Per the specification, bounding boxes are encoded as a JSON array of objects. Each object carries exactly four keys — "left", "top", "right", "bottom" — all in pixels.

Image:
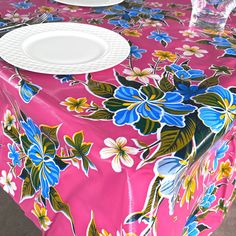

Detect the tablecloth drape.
[{"left": 0, "top": 1, "right": 236, "bottom": 236}]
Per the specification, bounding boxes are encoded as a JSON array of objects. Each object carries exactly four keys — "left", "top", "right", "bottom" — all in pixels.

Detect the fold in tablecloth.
[{"left": 0, "top": 0, "right": 236, "bottom": 235}]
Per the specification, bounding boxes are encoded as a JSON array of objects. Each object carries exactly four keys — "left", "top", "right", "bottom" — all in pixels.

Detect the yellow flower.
[
  {"left": 123, "top": 29, "right": 142, "bottom": 37},
  {"left": 217, "top": 160, "right": 232, "bottom": 180},
  {"left": 181, "top": 175, "right": 196, "bottom": 206},
  {"left": 152, "top": 50, "right": 177, "bottom": 62},
  {"left": 174, "top": 12, "right": 185, "bottom": 17},
  {"left": 61, "top": 97, "right": 90, "bottom": 113},
  {"left": 38, "top": 6, "right": 55, "bottom": 13},
  {"left": 99, "top": 229, "right": 112, "bottom": 236},
  {"left": 3, "top": 110, "right": 16, "bottom": 130},
  {"left": 32, "top": 202, "right": 51, "bottom": 231}
]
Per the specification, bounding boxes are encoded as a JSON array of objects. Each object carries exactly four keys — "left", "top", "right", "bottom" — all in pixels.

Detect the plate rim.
[
  {"left": 53, "top": 0, "right": 124, "bottom": 7},
  {"left": 0, "top": 22, "right": 130, "bottom": 75}
]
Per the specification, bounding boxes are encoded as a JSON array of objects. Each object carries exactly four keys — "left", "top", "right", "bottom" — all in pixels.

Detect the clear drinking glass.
[{"left": 190, "top": 0, "right": 236, "bottom": 31}]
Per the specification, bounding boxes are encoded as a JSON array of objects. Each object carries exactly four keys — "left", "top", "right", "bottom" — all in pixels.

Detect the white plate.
[
  {"left": 0, "top": 22, "right": 130, "bottom": 74},
  {"left": 54, "top": 0, "right": 124, "bottom": 7}
]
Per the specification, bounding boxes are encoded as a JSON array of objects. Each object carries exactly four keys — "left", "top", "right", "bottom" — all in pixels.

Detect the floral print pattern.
[{"left": 0, "top": 0, "right": 236, "bottom": 236}]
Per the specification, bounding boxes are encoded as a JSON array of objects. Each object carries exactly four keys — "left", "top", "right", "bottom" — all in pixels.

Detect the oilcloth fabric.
[{"left": 0, "top": 0, "right": 236, "bottom": 236}]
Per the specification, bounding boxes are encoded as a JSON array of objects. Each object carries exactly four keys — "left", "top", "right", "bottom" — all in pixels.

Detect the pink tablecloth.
[{"left": 0, "top": 0, "right": 236, "bottom": 235}]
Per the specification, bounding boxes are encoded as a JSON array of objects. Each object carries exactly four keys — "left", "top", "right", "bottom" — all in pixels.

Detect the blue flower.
[
  {"left": 169, "top": 64, "right": 183, "bottom": 72},
  {"left": 186, "top": 221, "right": 200, "bottom": 236},
  {"left": 213, "top": 141, "right": 229, "bottom": 171},
  {"left": 28, "top": 141, "right": 60, "bottom": 198},
  {"left": 21, "top": 118, "right": 41, "bottom": 144},
  {"left": 200, "top": 184, "right": 216, "bottom": 208},
  {"left": 54, "top": 74, "right": 75, "bottom": 83},
  {"left": 147, "top": 32, "right": 172, "bottom": 43},
  {"left": 196, "top": 86, "right": 236, "bottom": 133},
  {"left": 104, "top": 85, "right": 196, "bottom": 128},
  {"left": 0, "top": 22, "right": 7, "bottom": 27},
  {"left": 8, "top": 144, "right": 21, "bottom": 167},
  {"left": 130, "top": 45, "right": 147, "bottom": 59},
  {"left": 151, "top": 13, "right": 164, "bottom": 20},
  {"left": 155, "top": 156, "right": 187, "bottom": 177},
  {"left": 19, "top": 80, "right": 41, "bottom": 103},
  {"left": 12, "top": 2, "right": 33, "bottom": 9},
  {"left": 21, "top": 118, "right": 60, "bottom": 198},
  {"left": 211, "top": 37, "right": 231, "bottom": 47},
  {"left": 169, "top": 64, "right": 205, "bottom": 80},
  {"left": 186, "top": 215, "right": 197, "bottom": 226},
  {"left": 46, "top": 14, "right": 64, "bottom": 22},
  {"left": 175, "top": 84, "right": 206, "bottom": 100},
  {"left": 155, "top": 156, "right": 188, "bottom": 214},
  {"left": 208, "top": 0, "right": 224, "bottom": 5},
  {"left": 225, "top": 48, "right": 236, "bottom": 56},
  {"left": 109, "top": 19, "right": 130, "bottom": 28}
]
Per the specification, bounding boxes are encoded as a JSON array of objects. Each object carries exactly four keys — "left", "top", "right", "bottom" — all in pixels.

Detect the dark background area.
[{"left": 0, "top": 187, "right": 235, "bottom": 236}]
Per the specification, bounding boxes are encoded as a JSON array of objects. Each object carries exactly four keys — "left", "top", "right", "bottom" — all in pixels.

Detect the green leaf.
[
  {"left": 104, "top": 98, "right": 127, "bottom": 112},
  {"left": 125, "top": 212, "right": 144, "bottom": 223},
  {"left": 3, "top": 126, "right": 20, "bottom": 144},
  {"left": 31, "top": 164, "right": 41, "bottom": 191},
  {"left": 229, "top": 87, "right": 236, "bottom": 94},
  {"left": 196, "top": 39, "right": 212, "bottom": 45},
  {"left": 146, "top": 117, "right": 196, "bottom": 163},
  {"left": 141, "top": 84, "right": 164, "bottom": 100},
  {"left": 40, "top": 125, "right": 60, "bottom": 148},
  {"left": 20, "top": 134, "right": 32, "bottom": 154},
  {"left": 174, "top": 76, "right": 190, "bottom": 88},
  {"left": 192, "top": 118, "right": 215, "bottom": 163},
  {"left": 164, "top": 15, "right": 183, "bottom": 24},
  {"left": 86, "top": 74, "right": 117, "bottom": 98},
  {"left": 81, "top": 109, "right": 113, "bottom": 120},
  {"left": 142, "top": 176, "right": 162, "bottom": 215},
  {"left": 160, "top": 39, "right": 167, "bottom": 47},
  {"left": 19, "top": 168, "right": 28, "bottom": 180},
  {"left": 193, "top": 92, "right": 225, "bottom": 108},
  {"left": 198, "top": 75, "right": 220, "bottom": 89},
  {"left": 49, "top": 187, "right": 76, "bottom": 235},
  {"left": 21, "top": 175, "right": 35, "bottom": 201},
  {"left": 196, "top": 210, "right": 215, "bottom": 221},
  {"left": 222, "top": 53, "right": 236, "bottom": 58},
  {"left": 81, "top": 143, "right": 92, "bottom": 155},
  {"left": 126, "top": 176, "right": 162, "bottom": 224},
  {"left": 64, "top": 135, "right": 75, "bottom": 148},
  {"left": 42, "top": 134, "right": 56, "bottom": 157},
  {"left": 115, "top": 71, "right": 142, "bottom": 89},
  {"left": 141, "top": 148, "right": 150, "bottom": 160},
  {"left": 134, "top": 117, "right": 160, "bottom": 135},
  {"left": 159, "top": 76, "right": 175, "bottom": 92},
  {"left": 25, "top": 157, "right": 33, "bottom": 173},
  {"left": 54, "top": 155, "right": 69, "bottom": 170},
  {"left": 175, "top": 140, "right": 193, "bottom": 160},
  {"left": 86, "top": 211, "right": 99, "bottom": 236},
  {"left": 197, "top": 223, "right": 210, "bottom": 232},
  {"left": 74, "top": 131, "right": 83, "bottom": 148}
]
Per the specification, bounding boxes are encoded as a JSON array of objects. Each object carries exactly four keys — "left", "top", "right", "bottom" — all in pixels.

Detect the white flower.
[
  {"left": 100, "top": 137, "right": 138, "bottom": 172},
  {"left": 3, "top": 109, "right": 16, "bottom": 130},
  {"left": 4, "top": 12, "right": 29, "bottom": 23},
  {"left": 123, "top": 67, "right": 160, "bottom": 83},
  {"left": 0, "top": 170, "right": 17, "bottom": 196},
  {"left": 176, "top": 44, "right": 208, "bottom": 58},
  {"left": 179, "top": 30, "right": 199, "bottom": 38},
  {"left": 62, "top": 6, "right": 81, "bottom": 12},
  {"left": 140, "top": 19, "right": 162, "bottom": 27}
]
